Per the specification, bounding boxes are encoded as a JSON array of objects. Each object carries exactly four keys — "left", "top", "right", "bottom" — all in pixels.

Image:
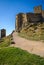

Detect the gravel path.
[{"left": 12, "top": 32, "right": 44, "bottom": 57}]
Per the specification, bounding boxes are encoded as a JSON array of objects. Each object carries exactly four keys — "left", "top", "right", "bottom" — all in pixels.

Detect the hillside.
[
  {"left": 0, "top": 35, "right": 13, "bottom": 47},
  {"left": 0, "top": 47, "right": 44, "bottom": 65},
  {"left": 19, "top": 22, "right": 44, "bottom": 41},
  {"left": 16, "top": 5, "right": 44, "bottom": 41}
]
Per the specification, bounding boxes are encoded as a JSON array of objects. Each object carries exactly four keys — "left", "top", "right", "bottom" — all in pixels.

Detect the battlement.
[
  {"left": 34, "top": 5, "right": 42, "bottom": 14},
  {"left": 15, "top": 5, "right": 44, "bottom": 32},
  {"left": 42, "top": 10, "right": 44, "bottom": 18}
]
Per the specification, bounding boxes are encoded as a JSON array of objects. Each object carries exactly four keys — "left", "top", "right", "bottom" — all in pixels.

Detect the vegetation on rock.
[
  {"left": 0, "top": 35, "right": 12, "bottom": 47},
  {"left": 18, "top": 23, "right": 44, "bottom": 41}
]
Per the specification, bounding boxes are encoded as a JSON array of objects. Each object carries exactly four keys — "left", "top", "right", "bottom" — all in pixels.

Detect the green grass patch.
[
  {"left": 18, "top": 32, "right": 44, "bottom": 41},
  {"left": 0, "top": 35, "right": 12, "bottom": 47},
  {"left": 0, "top": 47, "right": 44, "bottom": 65}
]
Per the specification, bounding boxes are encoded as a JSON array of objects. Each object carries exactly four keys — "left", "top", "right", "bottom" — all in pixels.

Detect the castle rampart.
[
  {"left": 34, "top": 5, "right": 42, "bottom": 14},
  {"left": 0, "top": 29, "right": 6, "bottom": 39},
  {"left": 15, "top": 5, "right": 44, "bottom": 32},
  {"left": 42, "top": 10, "right": 44, "bottom": 18}
]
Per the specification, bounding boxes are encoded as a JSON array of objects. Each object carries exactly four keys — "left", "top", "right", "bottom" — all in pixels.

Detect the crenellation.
[
  {"left": 16, "top": 5, "right": 44, "bottom": 32},
  {"left": 34, "top": 5, "right": 42, "bottom": 14}
]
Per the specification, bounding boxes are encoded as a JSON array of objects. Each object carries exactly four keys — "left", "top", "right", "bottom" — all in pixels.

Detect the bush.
[
  {"left": 0, "top": 35, "right": 12, "bottom": 47},
  {"left": 19, "top": 23, "right": 44, "bottom": 41}
]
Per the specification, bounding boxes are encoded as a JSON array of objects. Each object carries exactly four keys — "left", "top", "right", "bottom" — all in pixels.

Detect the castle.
[
  {"left": 16, "top": 5, "right": 44, "bottom": 32},
  {"left": 0, "top": 29, "right": 6, "bottom": 39}
]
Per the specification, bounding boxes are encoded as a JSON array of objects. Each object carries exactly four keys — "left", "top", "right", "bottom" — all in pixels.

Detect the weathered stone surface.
[
  {"left": 42, "top": 10, "right": 44, "bottom": 17},
  {"left": 1, "top": 29, "right": 6, "bottom": 38},
  {"left": 34, "top": 5, "right": 42, "bottom": 14},
  {"left": 15, "top": 5, "right": 44, "bottom": 32},
  {"left": 16, "top": 13, "right": 27, "bottom": 32},
  {"left": 42, "top": 10, "right": 44, "bottom": 21},
  {"left": 26, "top": 13, "right": 42, "bottom": 23}
]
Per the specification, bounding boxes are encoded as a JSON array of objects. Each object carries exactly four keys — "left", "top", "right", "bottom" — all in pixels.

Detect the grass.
[
  {"left": 18, "top": 32, "right": 44, "bottom": 41},
  {"left": 0, "top": 29, "right": 44, "bottom": 65},
  {"left": 18, "top": 23, "right": 44, "bottom": 41},
  {"left": 0, "top": 47, "right": 44, "bottom": 65},
  {"left": 0, "top": 35, "right": 12, "bottom": 47}
]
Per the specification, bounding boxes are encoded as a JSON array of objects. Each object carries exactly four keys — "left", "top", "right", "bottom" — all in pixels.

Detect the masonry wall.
[
  {"left": 42, "top": 10, "right": 44, "bottom": 18},
  {"left": 16, "top": 13, "right": 27, "bottom": 32},
  {"left": 0, "top": 30, "right": 1, "bottom": 39},
  {"left": 0, "top": 29, "right": 6, "bottom": 39},
  {"left": 16, "top": 13, "right": 24, "bottom": 32},
  {"left": 26, "top": 13, "right": 42, "bottom": 23},
  {"left": 15, "top": 5, "right": 43, "bottom": 32},
  {"left": 16, "top": 13, "right": 42, "bottom": 32},
  {"left": 34, "top": 6, "right": 42, "bottom": 14},
  {"left": 1, "top": 29, "right": 6, "bottom": 38}
]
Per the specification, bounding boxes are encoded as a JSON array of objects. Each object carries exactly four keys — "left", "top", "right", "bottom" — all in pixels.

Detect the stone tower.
[
  {"left": 34, "top": 5, "right": 42, "bottom": 14},
  {"left": 0, "top": 29, "right": 6, "bottom": 39},
  {"left": 15, "top": 5, "right": 43, "bottom": 32},
  {"left": 16, "top": 13, "right": 27, "bottom": 32}
]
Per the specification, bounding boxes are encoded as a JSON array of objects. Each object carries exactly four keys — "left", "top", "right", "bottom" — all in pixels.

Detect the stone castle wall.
[
  {"left": 42, "top": 10, "right": 44, "bottom": 18},
  {"left": 16, "top": 13, "right": 24, "bottom": 32},
  {"left": 26, "top": 13, "right": 42, "bottom": 23},
  {"left": 16, "top": 6, "right": 44, "bottom": 32},
  {"left": 1, "top": 29, "right": 6, "bottom": 38},
  {"left": 34, "top": 6, "right": 42, "bottom": 14},
  {"left": 0, "top": 29, "right": 6, "bottom": 39},
  {"left": 34, "top": 5, "right": 44, "bottom": 19},
  {"left": 16, "top": 13, "right": 27, "bottom": 32}
]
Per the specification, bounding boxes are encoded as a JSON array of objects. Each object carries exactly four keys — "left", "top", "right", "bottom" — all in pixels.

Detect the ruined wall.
[
  {"left": 16, "top": 13, "right": 27, "bottom": 32},
  {"left": 16, "top": 13, "right": 24, "bottom": 32},
  {"left": 22, "top": 14, "right": 27, "bottom": 27},
  {"left": 42, "top": 10, "right": 44, "bottom": 18},
  {"left": 16, "top": 15, "right": 20, "bottom": 32},
  {"left": 26, "top": 13, "right": 42, "bottom": 23},
  {"left": 1, "top": 29, "right": 6, "bottom": 38},
  {"left": 42, "top": 10, "right": 44, "bottom": 21},
  {"left": 0, "top": 30, "right": 1, "bottom": 39},
  {"left": 15, "top": 5, "right": 43, "bottom": 32},
  {"left": 16, "top": 13, "right": 42, "bottom": 32},
  {"left": 0, "top": 29, "right": 6, "bottom": 39},
  {"left": 34, "top": 6, "right": 42, "bottom": 14}
]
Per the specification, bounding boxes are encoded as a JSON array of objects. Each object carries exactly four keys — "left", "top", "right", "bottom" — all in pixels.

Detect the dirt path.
[{"left": 12, "top": 32, "right": 44, "bottom": 57}]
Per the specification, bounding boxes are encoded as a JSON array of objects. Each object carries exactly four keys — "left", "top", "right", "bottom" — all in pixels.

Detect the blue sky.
[{"left": 0, "top": 0, "right": 43, "bottom": 35}]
